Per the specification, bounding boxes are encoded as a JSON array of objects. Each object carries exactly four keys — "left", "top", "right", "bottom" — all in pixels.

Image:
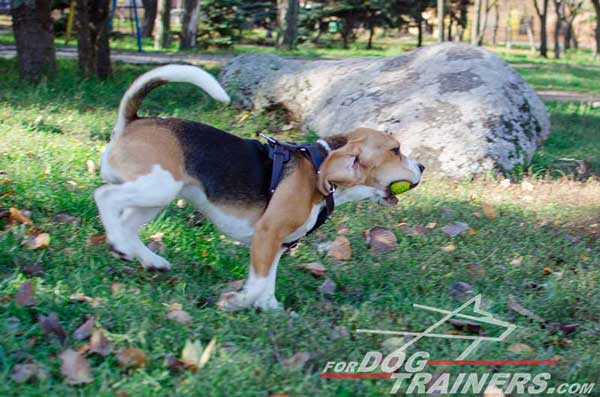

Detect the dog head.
[{"left": 318, "top": 128, "right": 424, "bottom": 206}]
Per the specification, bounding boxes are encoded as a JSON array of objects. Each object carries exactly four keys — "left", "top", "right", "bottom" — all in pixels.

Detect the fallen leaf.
[
  {"left": 198, "top": 337, "right": 216, "bottom": 368},
  {"left": 74, "top": 317, "right": 95, "bottom": 340},
  {"left": 86, "top": 160, "right": 96, "bottom": 174},
  {"left": 8, "top": 207, "right": 33, "bottom": 225},
  {"left": 26, "top": 233, "right": 50, "bottom": 250},
  {"left": 441, "top": 221, "right": 470, "bottom": 237},
  {"left": 167, "top": 310, "right": 192, "bottom": 325},
  {"left": 466, "top": 263, "right": 485, "bottom": 279},
  {"left": 89, "top": 329, "right": 112, "bottom": 356},
  {"left": 150, "top": 232, "right": 164, "bottom": 242},
  {"left": 22, "top": 263, "right": 44, "bottom": 276},
  {"left": 60, "top": 349, "right": 94, "bottom": 384},
  {"left": 11, "top": 363, "right": 48, "bottom": 384},
  {"left": 281, "top": 352, "right": 311, "bottom": 370},
  {"left": 117, "top": 348, "right": 147, "bottom": 369},
  {"left": 364, "top": 227, "right": 397, "bottom": 252},
  {"left": 181, "top": 339, "right": 203, "bottom": 367},
  {"left": 482, "top": 202, "right": 497, "bottom": 220},
  {"left": 381, "top": 337, "right": 405, "bottom": 353},
  {"left": 543, "top": 267, "right": 553, "bottom": 275},
  {"left": 298, "top": 262, "right": 326, "bottom": 277},
  {"left": 165, "top": 354, "right": 185, "bottom": 373},
  {"left": 508, "top": 343, "right": 534, "bottom": 354},
  {"left": 38, "top": 313, "right": 67, "bottom": 344},
  {"left": 328, "top": 236, "right": 351, "bottom": 260},
  {"left": 441, "top": 243, "right": 457, "bottom": 253},
  {"left": 88, "top": 234, "right": 106, "bottom": 246},
  {"left": 176, "top": 199, "right": 186, "bottom": 208},
  {"left": 425, "top": 222, "right": 437, "bottom": 229},
  {"left": 318, "top": 278, "right": 336, "bottom": 295},
  {"left": 147, "top": 240, "right": 165, "bottom": 254},
  {"left": 16, "top": 280, "right": 35, "bottom": 306},
  {"left": 510, "top": 256, "right": 523, "bottom": 266},
  {"left": 450, "top": 282, "right": 474, "bottom": 302},
  {"left": 55, "top": 213, "right": 80, "bottom": 225},
  {"left": 508, "top": 295, "right": 545, "bottom": 323}
]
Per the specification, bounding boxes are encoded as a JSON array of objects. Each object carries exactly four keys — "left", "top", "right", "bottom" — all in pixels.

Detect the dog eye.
[{"left": 391, "top": 147, "right": 400, "bottom": 156}]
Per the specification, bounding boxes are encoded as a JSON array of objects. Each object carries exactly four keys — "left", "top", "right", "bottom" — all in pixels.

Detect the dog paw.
[
  {"left": 141, "top": 254, "right": 172, "bottom": 271},
  {"left": 254, "top": 295, "right": 282, "bottom": 311},
  {"left": 109, "top": 241, "right": 134, "bottom": 262},
  {"left": 217, "top": 291, "right": 250, "bottom": 311}
]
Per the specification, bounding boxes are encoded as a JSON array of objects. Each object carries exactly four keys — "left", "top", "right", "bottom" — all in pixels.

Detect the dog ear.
[{"left": 317, "top": 139, "right": 363, "bottom": 196}]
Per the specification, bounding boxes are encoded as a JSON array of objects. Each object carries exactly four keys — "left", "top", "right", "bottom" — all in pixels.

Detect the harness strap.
[{"left": 261, "top": 134, "right": 335, "bottom": 245}]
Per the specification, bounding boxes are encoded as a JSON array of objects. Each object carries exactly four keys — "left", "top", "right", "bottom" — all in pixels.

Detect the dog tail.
[{"left": 112, "top": 64, "right": 230, "bottom": 140}]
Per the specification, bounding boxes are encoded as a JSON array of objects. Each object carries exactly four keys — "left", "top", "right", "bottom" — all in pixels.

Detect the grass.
[{"left": 0, "top": 59, "right": 599, "bottom": 396}]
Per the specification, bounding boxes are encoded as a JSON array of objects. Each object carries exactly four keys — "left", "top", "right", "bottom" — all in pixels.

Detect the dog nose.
[{"left": 418, "top": 163, "right": 425, "bottom": 173}]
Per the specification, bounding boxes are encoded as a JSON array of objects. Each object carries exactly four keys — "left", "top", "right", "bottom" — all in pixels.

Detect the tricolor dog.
[{"left": 95, "top": 65, "right": 424, "bottom": 311}]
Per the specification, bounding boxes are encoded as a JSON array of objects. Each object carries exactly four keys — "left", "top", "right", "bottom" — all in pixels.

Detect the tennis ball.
[{"left": 390, "top": 181, "right": 411, "bottom": 195}]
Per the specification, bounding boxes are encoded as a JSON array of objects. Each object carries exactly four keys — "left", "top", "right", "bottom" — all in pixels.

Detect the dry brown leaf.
[
  {"left": 318, "top": 278, "right": 336, "bottom": 295},
  {"left": 117, "top": 348, "right": 147, "bottom": 369},
  {"left": 450, "top": 281, "right": 474, "bottom": 302},
  {"left": 60, "top": 349, "right": 94, "bottom": 384},
  {"left": 89, "top": 329, "right": 112, "bottom": 356},
  {"left": 466, "top": 263, "right": 485, "bottom": 279},
  {"left": 425, "top": 222, "right": 437, "bottom": 229},
  {"left": 11, "top": 363, "right": 48, "bottom": 384},
  {"left": 441, "top": 243, "right": 457, "bottom": 253},
  {"left": 441, "top": 221, "right": 470, "bottom": 237},
  {"left": 510, "top": 256, "right": 523, "bottom": 266},
  {"left": 26, "top": 233, "right": 50, "bottom": 250},
  {"left": 8, "top": 207, "right": 33, "bottom": 225},
  {"left": 328, "top": 236, "right": 351, "bottom": 260},
  {"left": 298, "top": 262, "right": 326, "bottom": 277},
  {"left": 55, "top": 213, "right": 80, "bottom": 225},
  {"left": 38, "top": 313, "right": 66, "bottom": 344},
  {"left": 167, "top": 310, "right": 192, "bottom": 325},
  {"left": 364, "top": 227, "right": 397, "bottom": 253},
  {"left": 73, "top": 317, "right": 95, "bottom": 340},
  {"left": 22, "top": 263, "right": 44, "bottom": 276},
  {"left": 508, "top": 295, "right": 545, "bottom": 323},
  {"left": 198, "top": 338, "right": 216, "bottom": 368},
  {"left": 181, "top": 339, "right": 203, "bottom": 367},
  {"left": 281, "top": 352, "right": 311, "bottom": 370},
  {"left": 482, "top": 202, "right": 497, "bottom": 220},
  {"left": 88, "top": 234, "right": 106, "bottom": 246},
  {"left": 508, "top": 343, "right": 534, "bottom": 354},
  {"left": 16, "top": 280, "right": 35, "bottom": 307},
  {"left": 86, "top": 160, "right": 96, "bottom": 174}
]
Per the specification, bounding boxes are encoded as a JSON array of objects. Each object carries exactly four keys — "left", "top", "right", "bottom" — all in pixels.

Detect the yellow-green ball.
[{"left": 390, "top": 181, "right": 411, "bottom": 195}]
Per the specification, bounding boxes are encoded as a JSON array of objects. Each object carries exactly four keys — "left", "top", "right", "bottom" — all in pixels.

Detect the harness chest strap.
[{"left": 262, "top": 134, "right": 335, "bottom": 241}]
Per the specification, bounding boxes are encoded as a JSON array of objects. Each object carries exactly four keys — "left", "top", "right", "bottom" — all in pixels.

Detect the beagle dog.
[{"left": 95, "top": 65, "right": 424, "bottom": 311}]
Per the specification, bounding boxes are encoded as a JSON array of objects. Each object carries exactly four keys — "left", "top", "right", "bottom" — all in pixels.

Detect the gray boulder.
[{"left": 219, "top": 43, "right": 550, "bottom": 177}]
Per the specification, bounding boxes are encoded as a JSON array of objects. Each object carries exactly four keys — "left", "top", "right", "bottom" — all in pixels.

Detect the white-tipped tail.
[{"left": 112, "top": 64, "right": 230, "bottom": 139}]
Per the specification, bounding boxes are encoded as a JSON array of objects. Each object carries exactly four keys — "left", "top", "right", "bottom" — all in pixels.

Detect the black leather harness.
[{"left": 261, "top": 134, "right": 335, "bottom": 246}]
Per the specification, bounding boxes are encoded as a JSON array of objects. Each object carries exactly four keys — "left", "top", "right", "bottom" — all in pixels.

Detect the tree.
[
  {"left": 180, "top": 0, "right": 200, "bottom": 49},
  {"left": 562, "top": 0, "right": 583, "bottom": 51},
  {"left": 471, "top": 0, "right": 482, "bottom": 44},
  {"left": 10, "top": 0, "right": 56, "bottom": 82},
  {"left": 437, "top": 0, "right": 445, "bottom": 42},
  {"left": 552, "top": 0, "right": 562, "bottom": 58},
  {"left": 141, "top": 0, "right": 157, "bottom": 37},
  {"left": 76, "top": 0, "right": 112, "bottom": 79},
  {"left": 277, "top": 0, "right": 300, "bottom": 49},
  {"left": 154, "top": 0, "right": 171, "bottom": 49},
  {"left": 592, "top": 0, "right": 600, "bottom": 58},
  {"left": 532, "top": 0, "right": 549, "bottom": 57}
]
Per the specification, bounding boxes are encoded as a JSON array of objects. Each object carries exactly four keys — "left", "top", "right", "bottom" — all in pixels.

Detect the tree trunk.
[
  {"left": 552, "top": 0, "right": 561, "bottom": 59},
  {"left": 526, "top": 17, "right": 536, "bottom": 54},
  {"left": 76, "top": 0, "right": 112, "bottom": 79},
  {"left": 10, "top": 0, "right": 56, "bottom": 82},
  {"left": 154, "top": 0, "right": 170, "bottom": 49},
  {"left": 180, "top": 0, "right": 199, "bottom": 50},
  {"left": 476, "top": 0, "right": 490, "bottom": 45},
  {"left": 471, "top": 0, "right": 482, "bottom": 45},
  {"left": 141, "top": 0, "right": 157, "bottom": 37},
  {"left": 532, "top": 0, "right": 549, "bottom": 57},
  {"left": 492, "top": 0, "right": 500, "bottom": 45},
  {"left": 367, "top": 18, "right": 374, "bottom": 49},
  {"left": 437, "top": 0, "right": 445, "bottom": 42},
  {"left": 416, "top": 12, "right": 423, "bottom": 47},
  {"left": 504, "top": 0, "right": 511, "bottom": 48},
  {"left": 277, "top": 0, "right": 299, "bottom": 49},
  {"left": 593, "top": 0, "right": 600, "bottom": 58}
]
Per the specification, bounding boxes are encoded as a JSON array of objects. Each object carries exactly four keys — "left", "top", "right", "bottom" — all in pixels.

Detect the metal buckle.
[{"left": 259, "top": 133, "right": 278, "bottom": 145}]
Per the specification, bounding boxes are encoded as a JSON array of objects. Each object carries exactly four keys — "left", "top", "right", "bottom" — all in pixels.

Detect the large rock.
[{"left": 219, "top": 43, "right": 550, "bottom": 177}]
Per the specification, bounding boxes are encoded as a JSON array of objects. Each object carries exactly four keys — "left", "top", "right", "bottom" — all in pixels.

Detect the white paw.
[
  {"left": 217, "top": 291, "right": 251, "bottom": 311},
  {"left": 254, "top": 295, "right": 282, "bottom": 311},
  {"left": 108, "top": 240, "right": 136, "bottom": 261},
  {"left": 140, "top": 253, "right": 172, "bottom": 271}
]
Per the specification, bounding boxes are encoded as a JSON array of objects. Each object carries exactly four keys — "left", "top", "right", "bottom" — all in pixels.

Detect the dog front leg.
[{"left": 218, "top": 224, "right": 287, "bottom": 311}]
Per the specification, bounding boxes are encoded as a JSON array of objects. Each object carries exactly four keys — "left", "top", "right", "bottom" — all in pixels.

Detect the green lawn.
[{"left": 1, "top": 59, "right": 599, "bottom": 396}]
